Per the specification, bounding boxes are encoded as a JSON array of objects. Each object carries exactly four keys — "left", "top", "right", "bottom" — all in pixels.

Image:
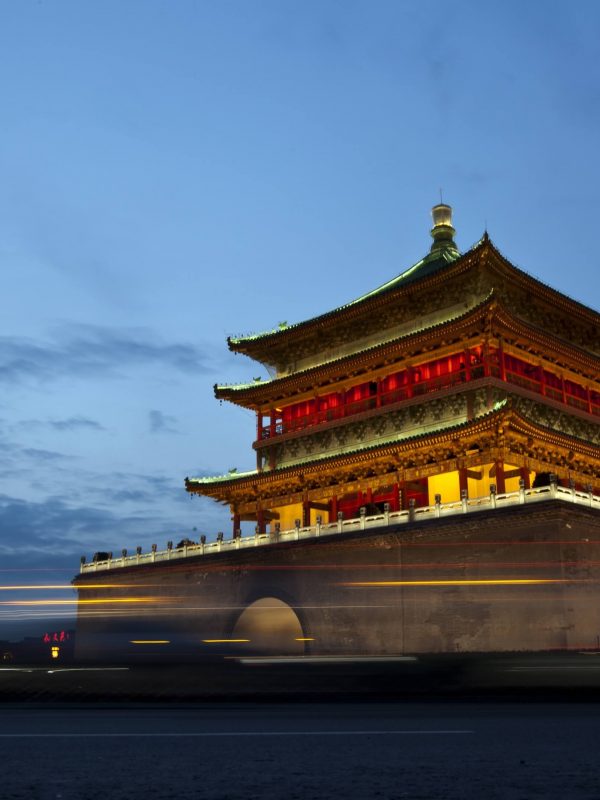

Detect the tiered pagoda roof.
[
  {"left": 186, "top": 204, "right": 600, "bottom": 516},
  {"left": 224, "top": 234, "right": 600, "bottom": 376}
]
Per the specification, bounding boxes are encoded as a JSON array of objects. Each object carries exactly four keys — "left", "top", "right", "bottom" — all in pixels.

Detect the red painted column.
[
  {"left": 519, "top": 467, "right": 531, "bottom": 489},
  {"left": 256, "top": 412, "right": 262, "bottom": 441},
  {"left": 587, "top": 386, "right": 593, "bottom": 414},
  {"left": 495, "top": 462, "right": 506, "bottom": 494},
  {"left": 302, "top": 498, "right": 310, "bottom": 527},
  {"left": 393, "top": 483, "right": 401, "bottom": 511},
  {"left": 330, "top": 495, "right": 338, "bottom": 522},
  {"left": 232, "top": 512, "right": 241, "bottom": 538},
  {"left": 459, "top": 468, "right": 469, "bottom": 498},
  {"left": 498, "top": 339, "right": 506, "bottom": 381},
  {"left": 539, "top": 363, "right": 546, "bottom": 397},
  {"left": 270, "top": 410, "right": 276, "bottom": 439}
]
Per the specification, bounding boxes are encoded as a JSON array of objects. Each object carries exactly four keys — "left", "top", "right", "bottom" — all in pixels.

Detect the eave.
[
  {"left": 216, "top": 294, "right": 600, "bottom": 411},
  {"left": 186, "top": 403, "right": 600, "bottom": 503},
  {"left": 226, "top": 237, "right": 600, "bottom": 370},
  {"left": 227, "top": 240, "right": 482, "bottom": 364}
]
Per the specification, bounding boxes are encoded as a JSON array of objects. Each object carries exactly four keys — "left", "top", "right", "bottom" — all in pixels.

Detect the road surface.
[{"left": 1, "top": 702, "right": 600, "bottom": 798}]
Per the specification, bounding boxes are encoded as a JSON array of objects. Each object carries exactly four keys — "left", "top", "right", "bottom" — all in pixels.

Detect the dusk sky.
[{"left": 1, "top": 0, "right": 599, "bottom": 637}]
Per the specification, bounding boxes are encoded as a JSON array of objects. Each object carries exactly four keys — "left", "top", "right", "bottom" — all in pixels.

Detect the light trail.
[
  {"left": 0, "top": 730, "right": 473, "bottom": 738},
  {"left": 337, "top": 578, "right": 582, "bottom": 587},
  {"left": 0, "top": 597, "right": 162, "bottom": 606},
  {"left": 0, "top": 584, "right": 141, "bottom": 591},
  {"left": 202, "top": 638, "right": 250, "bottom": 643},
  {"left": 130, "top": 640, "right": 170, "bottom": 645}
]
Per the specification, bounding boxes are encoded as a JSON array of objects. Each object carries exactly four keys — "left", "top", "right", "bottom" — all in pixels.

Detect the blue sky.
[{"left": 1, "top": 0, "right": 599, "bottom": 637}]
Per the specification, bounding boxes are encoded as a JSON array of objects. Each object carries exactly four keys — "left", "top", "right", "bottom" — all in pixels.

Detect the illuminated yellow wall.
[
  {"left": 467, "top": 463, "right": 531, "bottom": 499},
  {"left": 270, "top": 502, "right": 303, "bottom": 532},
  {"left": 504, "top": 465, "right": 528, "bottom": 494},
  {"left": 428, "top": 471, "right": 460, "bottom": 505},
  {"left": 467, "top": 464, "right": 493, "bottom": 499},
  {"left": 309, "top": 507, "right": 324, "bottom": 526}
]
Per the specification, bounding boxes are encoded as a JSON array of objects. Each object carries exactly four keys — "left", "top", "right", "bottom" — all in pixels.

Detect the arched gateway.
[{"left": 232, "top": 597, "right": 305, "bottom": 655}]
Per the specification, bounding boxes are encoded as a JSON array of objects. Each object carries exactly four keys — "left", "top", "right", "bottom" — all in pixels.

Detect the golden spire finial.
[{"left": 430, "top": 202, "right": 458, "bottom": 255}]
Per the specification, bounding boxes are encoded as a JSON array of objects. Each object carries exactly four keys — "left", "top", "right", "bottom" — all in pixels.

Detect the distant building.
[{"left": 1, "top": 629, "right": 75, "bottom": 664}]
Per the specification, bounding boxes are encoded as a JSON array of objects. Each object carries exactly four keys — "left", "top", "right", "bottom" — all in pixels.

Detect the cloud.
[
  {"left": 0, "top": 323, "right": 213, "bottom": 386},
  {"left": 0, "top": 494, "right": 170, "bottom": 561},
  {"left": 0, "top": 487, "right": 228, "bottom": 563},
  {"left": 21, "top": 447, "right": 71, "bottom": 462},
  {"left": 48, "top": 416, "right": 105, "bottom": 432},
  {"left": 16, "top": 416, "right": 105, "bottom": 433},
  {"left": 149, "top": 409, "right": 178, "bottom": 434}
]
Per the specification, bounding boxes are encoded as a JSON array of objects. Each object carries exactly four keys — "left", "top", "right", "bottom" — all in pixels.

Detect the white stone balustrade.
[{"left": 80, "top": 483, "right": 600, "bottom": 574}]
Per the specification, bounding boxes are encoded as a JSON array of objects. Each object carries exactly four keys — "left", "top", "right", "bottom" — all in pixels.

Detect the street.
[{"left": 1, "top": 702, "right": 600, "bottom": 799}]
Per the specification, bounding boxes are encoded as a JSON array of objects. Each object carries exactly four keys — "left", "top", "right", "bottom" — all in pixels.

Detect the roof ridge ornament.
[{"left": 429, "top": 202, "right": 460, "bottom": 257}]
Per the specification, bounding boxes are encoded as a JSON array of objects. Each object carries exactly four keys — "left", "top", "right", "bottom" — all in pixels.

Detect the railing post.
[
  {"left": 121, "top": 548, "right": 127, "bottom": 566},
  {"left": 359, "top": 506, "right": 366, "bottom": 530},
  {"left": 136, "top": 546, "right": 142, "bottom": 564},
  {"left": 384, "top": 502, "right": 390, "bottom": 525},
  {"left": 216, "top": 531, "right": 223, "bottom": 551},
  {"left": 490, "top": 484, "right": 497, "bottom": 509},
  {"left": 519, "top": 479, "right": 525, "bottom": 504},
  {"left": 408, "top": 498, "right": 415, "bottom": 522},
  {"left": 167, "top": 541, "right": 173, "bottom": 560},
  {"left": 549, "top": 474, "right": 557, "bottom": 499},
  {"left": 434, "top": 494, "right": 441, "bottom": 518},
  {"left": 151, "top": 544, "right": 157, "bottom": 562},
  {"left": 255, "top": 525, "right": 260, "bottom": 545},
  {"left": 200, "top": 535, "right": 206, "bottom": 554},
  {"left": 295, "top": 518, "right": 301, "bottom": 540},
  {"left": 273, "top": 522, "right": 280, "bottom": 542},
  {"left": 80, "top": 556, "right": 86, "bottom": 573},
  {"left": 569, "top": 478, "right": 576, "bottom": 501},
  {"left": 315, "top": 515, "right": 322, "bottom": 537},
  {"left": 461, "top": 489, "right": 468, "bottom": 513},
  {"left": 587, "top": 485, "right": 594, "bottom": 507},
  {"left": 337, "top": 511, "right": 343, "bottom": 533}
]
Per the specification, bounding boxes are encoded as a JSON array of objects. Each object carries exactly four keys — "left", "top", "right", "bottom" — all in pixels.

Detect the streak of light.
[
  {"left": 337, "top": 578, "right": 579, "bottom": 587},
  {"left": 46, "top": 668, "right": 130, "bottom": 673},
  {"left": 237, "top": 656, "right": 418, "bottom": 665},
  {"left": 0, "top": 597, "right": 162, "bottom": 606},
  {"left": 202, "top": 638, "right": 250, "bottom": 643},
  {"left": 295, "top": 638, "right": 315, "bottom": 641},
  {"left": 0, "top": 584, "right": 141, "bottom": 591},
  {"left": 0, "top": 667, "right": 129, "bottom": 673},
  {"left": 0, "top": 730, "right": 472, "bottom": 738},
  {"left": 130, "top": 640, "right": 170, "bottom": 645}
]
